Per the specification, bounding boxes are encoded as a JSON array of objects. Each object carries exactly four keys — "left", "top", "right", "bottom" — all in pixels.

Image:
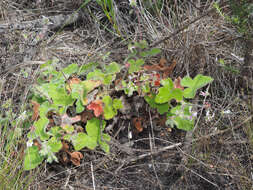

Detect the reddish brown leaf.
[
  {"left": 173, "top": 77, "right": 184, "bottom": 90},
  {"left": 132, "top": 117, "right": 143, "bottom": 132},
  {"left": 69, "top": 151, "right": 83, "bottom": 166},
  {"left": 31, "top": 100, "right": 40, "bottom": 121},
  {"left": 87, "top": 100, "right": 103, "bottom": 117},
  {"left": 162, "top": 59, "right": 177, "bottom": 79}
]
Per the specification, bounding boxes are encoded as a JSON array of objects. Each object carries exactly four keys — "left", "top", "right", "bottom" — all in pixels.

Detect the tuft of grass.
[{"left": 0, "top": 100, "right": 35, "bottom": 190}]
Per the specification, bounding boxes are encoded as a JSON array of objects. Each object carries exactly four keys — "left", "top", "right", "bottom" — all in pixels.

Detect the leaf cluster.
[{"left": 24, "top": 41, "right": 213, "bottom": 170}]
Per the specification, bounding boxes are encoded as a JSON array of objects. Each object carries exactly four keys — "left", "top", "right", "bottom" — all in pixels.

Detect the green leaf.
[
  {"left": 104, "top": 62, "right": 120, "bottom": 74},
  {"left": 140, "top": 48, "right": 161, "bottom": 57},
  {"left": 99, "top": 140, "right": 110, "bottom": 153},
  {"left": 171, "top": 116, "right": 194, "bottom": 131},
  {"left": 72, "top": 132, "right": 97, "bottom": 151},
  {"left": 87, "top": 69, "right": 105, "bottom": 81},
  {"left": 76, "top": 99, "right": 85, "bottom": 113},
  {"left": 34, "top": 117, "right": 50, "bottom": 141},
  {"left": 128, "top": 59, "right": 144, "bottom": 73},
  {"left": 62, "top": 125, "right": 74, "bottom": 134},
  {"left": 144, "top": 94, "right": 169, "bottom": 114},
  {"left": 48, "top": 126, "right": 62, "bottom": 138},
  {"left": 47, "top": 83, "right": 74, "bottom": 106},
  {"left": 103, "top": 96, "right": 116, "bottom": 120},
  {"left": 134, "top": 40, "right": 148, "bottom": 49},
  {"left": 62, "top": 64, "right": 78, "bottom": 77},
  {"left": 86, "top": 118, "right": 103, "bottom": 138},
  {"left": 79, "top": 62, "right": 99, "bottom": 74},
  {"left": 24, "top": 146, "right": 44, "bottom": 170},
  {"left": 113, "top": 99, "right": 123, "bottom": 110},
  {"left": 181, "top": 74, "right": 213, "bottom": 99},
  {"left": 155, "top": 78, "right": 183, "bottom": 103},
  {"left": 47, "top": 137, "right": 62, "bottom": 152}
]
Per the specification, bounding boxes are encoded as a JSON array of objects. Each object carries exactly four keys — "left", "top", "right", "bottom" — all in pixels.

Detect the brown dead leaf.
[
  {"left": 80, "top": 110, "right": 94, "bottom": 123},
  {"left": 143, "top": 58, "right": 177, "bottom": 79},
  {"left": 162, "top": 59, "right": 177, "bottom": 79},
  {"left": 132, "top": 117, "right": 143, "bottom": 132},
  {"left": 69, "top": 151, "right": 83, "bottom": 166},
  {"left": 31, "top": 100, "right": 40, "bottom": 121}
]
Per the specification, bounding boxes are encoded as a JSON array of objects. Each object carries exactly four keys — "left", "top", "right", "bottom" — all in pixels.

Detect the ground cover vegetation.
[{"left": 0, "top": 0, "right": 253, "bottom": 189}]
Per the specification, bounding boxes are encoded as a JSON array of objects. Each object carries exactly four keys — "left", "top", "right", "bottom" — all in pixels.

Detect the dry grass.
[{"left": 0, "top": 0, "right": 252, "bottom": 189}]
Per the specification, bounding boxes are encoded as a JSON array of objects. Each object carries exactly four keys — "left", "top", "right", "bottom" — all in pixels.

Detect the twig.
[
  {"left": 126, "top": 143, "right": 182, "bottom": 163},
  {"left": 91, "top": 162, "right": 96, "bottom": 190}
]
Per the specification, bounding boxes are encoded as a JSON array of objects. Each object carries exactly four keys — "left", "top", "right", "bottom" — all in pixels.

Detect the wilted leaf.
[
  {"left": 69, "top": 151, "right": 83, "bottom": 166},
  {"left": 132, "top": 117, "right": 143, "bottom": 132},
  {"left": 87, "top": 100, "right": 104, "bottom": 117},
  {"left": 31, "top": 100, "right": 40, "bottom": 121}
]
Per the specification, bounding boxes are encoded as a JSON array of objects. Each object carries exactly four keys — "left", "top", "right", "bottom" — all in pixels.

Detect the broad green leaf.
[
  {"left": 76, "top": 99, "right": 84, "bottom": 113},
  {"left": 62, "top": 64, "right": 78, "bottom": 77},
  {"left": 104, "top": 62, "right": 120, "bottom": 74},
  {"left": 171, "top": 116, "right": 194, "bottom": 131},
  {"left": 181, "top": 74, "right": 213, "bottom": 99},
  {"left": 140, "top": 48, "right": 161, "bottom": 57},
  {"left": 86, "top": 118, "right": 103, "bottom": 138},
  {"left": 128, "top": 59, "right": 144, "bottom": 73},
  {"left": 72, "top": 132, "right": 97, "bottom": 151},
  {"left": 82, "top": 80, "right": 102, "bottom": 93},
  {"left": 47, "top": 137, "right": 62, "bottom": 152},
  {"left": 79, "top": 62, "right": 99, "bottom": 74},
  {"left": 24, "top": 146, "right": 44, "bottom": 170},
  {"left": 47, "top": 83, "right": 74, "bottom": 106},
  {"left": 103, "top": 96, "right": 116, "bottom": 120},
  {"left": 87, "top": 69, "right": 105, "bottom": 81},
  {"left": 155, "top": 78, "right": 183, "bottom": 103},
  {"left": 144, "top": 94, "right": 169, "bottom": 114},
  {"left": 49, "top": 126, "right": 62, "bottom": 138},
  {"left": 34, "top": 117, "right": 50, "bottom": 141},
  {"left": 70, "top": 83, "right": 83, "bottom": 99},
  {"left": 113, "top": 99, "right": 123, "bottom": 110},
  {"left": 99, "top": 141, "right": 110, "bottom": 153}
]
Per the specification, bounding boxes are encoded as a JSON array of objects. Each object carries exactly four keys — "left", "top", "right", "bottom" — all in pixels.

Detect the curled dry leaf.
[
  {"left": 87, "top": 100, "right": 103, "bottom": 117},
  {"left": 80, "top": 110, "right": 94, "bottom": 123},
  {"left": 31, "top": 100, "right": 40, "bottom": 121},
  {"left": 174, "top": 77, "right": 184, "bottom": 90},
  {"left": 69, "top": 151, "right": 83, "bottom": 166}
]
